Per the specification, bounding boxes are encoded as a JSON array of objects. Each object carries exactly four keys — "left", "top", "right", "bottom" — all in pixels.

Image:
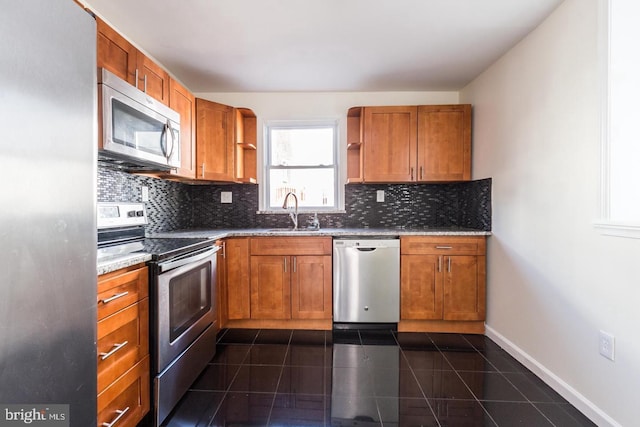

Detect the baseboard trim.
[{"left": 485, "top": 325, "right": 621, "bottom": 427}]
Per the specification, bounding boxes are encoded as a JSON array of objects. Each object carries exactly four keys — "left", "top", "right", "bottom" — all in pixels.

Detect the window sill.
[{"left": 593, "top": 220, "right": 640, "bottom": 239}]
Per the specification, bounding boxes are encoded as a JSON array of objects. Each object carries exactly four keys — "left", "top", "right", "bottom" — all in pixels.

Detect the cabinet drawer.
[
  {"left": 97, "top": 298, "right": 149, "bottom": 394},
  {"left": 97, "top": 355, "right": 150, "bottom": 427},
  {"left": 250, "top": 237, "right": 332, "bottom": 256},
  {"left": 401, "top": 236, "right": 485, "bottom": 255},
  {"left": 98, "top": 265, "right": 148, "bottom": 320}
]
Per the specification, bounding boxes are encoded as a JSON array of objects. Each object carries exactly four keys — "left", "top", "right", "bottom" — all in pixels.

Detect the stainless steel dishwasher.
[{"left": 333, "top": 238, "right": 400, "bottom": 326}]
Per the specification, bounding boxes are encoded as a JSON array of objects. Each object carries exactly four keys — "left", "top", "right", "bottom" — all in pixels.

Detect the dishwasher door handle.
[{"left": 356, "top": 247, "right": 377, "bottom": 252}]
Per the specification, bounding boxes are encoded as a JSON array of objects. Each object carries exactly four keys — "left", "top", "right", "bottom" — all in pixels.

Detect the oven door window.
[{"left": 168, "top": 263, "right": 211, "bottom": 342}]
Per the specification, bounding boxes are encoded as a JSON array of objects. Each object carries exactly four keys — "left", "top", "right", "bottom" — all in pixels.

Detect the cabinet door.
[
  {"left": 227, "top": 238, "right": 251, "bottom": 320},
  {"left": 137, "top": 52, "right": 170, "bottom": 105},
  {"left": 96, "top": 18, "right": 137, "bottom": 86},
  {"left": 196, "top": 98, "right": 235, "bottom": 181},
  {"left": 291, "top": 255, "right": 332, "bottom": 320},
  {"left": 400, "top": 254, "right": 443, "bottom": 320},
  {"left": 97, "top": 299, "right": 149, "bottom": 394},
  {"left": 97, "top": 356, "right": 150, "bottom": 427},
  {"left": 250, "top": 256, "right": 291, "bottom": 319},
  {"left": 443, "top": 255, "right": 485, "bottom": 321},
  {"left": 217, "top": 240, "right": 228, "bottom": 329},
  {"left": 417, "top": 105, "right": 471, "bottom": 182},
  {"left": 363, "top": 106, "right": 417, "bottom": 182},
  {"left": 168, "top": 78, "right": 196, "bottom": 179}
]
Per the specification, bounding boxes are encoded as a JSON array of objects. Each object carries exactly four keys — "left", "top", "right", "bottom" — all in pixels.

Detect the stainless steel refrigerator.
[{"left": 0, "top": 1, "right": 97, "bottom": 425}]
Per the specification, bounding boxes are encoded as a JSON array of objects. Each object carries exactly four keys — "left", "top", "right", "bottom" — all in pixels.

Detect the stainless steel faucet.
[{"left": 282, "top": 192, "right": 299, "bottom": 230}]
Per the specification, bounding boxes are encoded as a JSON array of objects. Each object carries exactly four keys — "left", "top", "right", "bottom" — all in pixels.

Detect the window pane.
[
  {"left": 270, "top": 127, "right": 334, "bottom": 166},
  {"left": 269, "top": 168, "right": 335, "bottom": 208}
]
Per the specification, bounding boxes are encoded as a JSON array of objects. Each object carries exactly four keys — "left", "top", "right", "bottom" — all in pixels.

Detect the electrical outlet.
[
  {"left": 141, "top": 186, "right": 149, "bottom": 202},
  {"left": 599, "top": 330, "right": 615, "bottom": 361},
  {"left": 376, "top": 190, "right": 385, "bottom": 202},
  {"left": 221, "top": 191, "right": 232, "bottom": 204}
]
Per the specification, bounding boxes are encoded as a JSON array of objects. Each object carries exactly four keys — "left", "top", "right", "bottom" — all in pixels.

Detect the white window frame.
[
  {"left": 594, "top": 0, "right": 640, "bottom": 238},
  {"left": 261, "top": 119, "right": 343, "bottom": 213}
]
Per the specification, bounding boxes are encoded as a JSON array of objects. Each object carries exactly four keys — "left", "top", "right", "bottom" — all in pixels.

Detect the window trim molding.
[
  {"left": 261, "top": 118, "right": 342, "bottom": 212},
  {"left": 596, "top": 0, "right": 640, "bottom": 239}
]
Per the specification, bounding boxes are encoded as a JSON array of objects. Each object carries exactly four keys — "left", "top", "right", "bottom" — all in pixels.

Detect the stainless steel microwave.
[{"left": 98, "top": 68, "right": 180, "bottom": 170}]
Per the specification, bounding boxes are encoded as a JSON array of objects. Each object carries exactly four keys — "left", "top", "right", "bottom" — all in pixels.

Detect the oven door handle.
[{"left": 159, "top": 245, "right": 221, "bottom": 273}]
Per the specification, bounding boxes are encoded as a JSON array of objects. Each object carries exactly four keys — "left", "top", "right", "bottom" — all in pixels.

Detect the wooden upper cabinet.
[
  {"left": 234, "top": 108, "right": 258, "bottom": 183},
  {"left": 96, "top": 18, "right": 169, "bottom": 105},
  {"left": 353, "top": 104, "right": 471, "bottom": 183},
  {"left": 196, "top": 98, "right": 235, "bottom": 181},
  {"left": 97, "top": 17, "right": 137, "bottom": 85},
  {"left": 167, "top": 78, "right": 196, "bottom": 179},
  {"left": 136, "top": 52, "right": 169, "bottom": 105},
  {"left": 417, "top": 105, "right": 471, "bottom": 182},
  {"left": 363, "top": 106, "right": 417, "bottom": 183},
  {"left": 346, "top": 107, "right": 364, "bottom": 183}
]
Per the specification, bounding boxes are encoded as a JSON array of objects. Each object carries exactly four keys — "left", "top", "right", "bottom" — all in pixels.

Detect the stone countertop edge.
[
  {"left": 149, "top": 228, "right": 492, "bottom": 239},
  {"left": 98, "top": 253, "right": 152, "bottom": 276}
]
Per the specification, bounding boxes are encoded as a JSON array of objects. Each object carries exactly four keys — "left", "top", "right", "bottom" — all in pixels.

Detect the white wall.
[{"left": 460, "top": 0, "right": 639, "bottom": 425}]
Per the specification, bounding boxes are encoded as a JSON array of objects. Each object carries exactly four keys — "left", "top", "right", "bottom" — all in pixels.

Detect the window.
[
  {"left": 264, "top": 121, "right": 339, "bottom": 211},
  {"left": 596, "top": 0, "right": 640, "bottom": 238}
]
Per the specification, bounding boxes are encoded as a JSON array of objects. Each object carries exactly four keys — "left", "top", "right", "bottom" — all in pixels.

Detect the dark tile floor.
[{"left": 162, "top": 328, "right": 596, "bottom": 427}]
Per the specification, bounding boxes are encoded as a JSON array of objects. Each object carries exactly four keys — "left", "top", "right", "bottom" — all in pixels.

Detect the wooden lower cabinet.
[
  {"left": 399, "top": 236, "right": 486, "bottom": 333},
  {"left": 249, "top": 254, "right": 332, "bottom": 320},
  {"left": 225, "top": 238, "right": 251, "bottom": 321},
  {"left": 291, "top": 255, "right": 332, "bottom": 320},
  {"left": 250, "top": 255, "right": 291, "bottom": 319},
  {"left": 222, "top": 237, "right": 332, "bottom": 329},
  {"left": 97, "top": 356, "right": 150, "bottom": 427},
  {"left": 97, "top": 264, "right": 150, "bottom": 427}
]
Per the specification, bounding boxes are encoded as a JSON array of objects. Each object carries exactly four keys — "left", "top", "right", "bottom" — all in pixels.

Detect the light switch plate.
[
  {"left": 141, "top": 186, "right": 149, "bottom": 202},
  {"left": 221, "top": 191, "right": 232, "bottom": 203},
  {"left": 376, "top": 190, "right": 385, "bottom": 202}
]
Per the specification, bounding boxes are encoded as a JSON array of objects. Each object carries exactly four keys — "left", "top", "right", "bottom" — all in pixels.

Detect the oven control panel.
[{"left": 97, "top": 202, "right": 148, "bottom": 229}]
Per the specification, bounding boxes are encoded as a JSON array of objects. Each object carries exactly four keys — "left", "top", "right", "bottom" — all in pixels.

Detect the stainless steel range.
[{"left": 97, "top": 202, "right": 220, "bottom": 426}]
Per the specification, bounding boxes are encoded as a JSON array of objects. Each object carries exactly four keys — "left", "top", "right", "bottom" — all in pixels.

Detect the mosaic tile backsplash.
[{"left": 98, "top": 166, "right": 491, "bottom": 234}]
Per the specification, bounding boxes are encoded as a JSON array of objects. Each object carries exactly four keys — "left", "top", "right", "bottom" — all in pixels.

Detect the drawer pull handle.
[
  {"left": 100, "top": 291, "right": 129, "bottom": 304},
  {"left": 102, "top": 406, "right": 130, "bottom": 427},
  {"left": 435, "top": 246, "right": 453, "bottom": 250},
  {"left": 100, "top": 341, "right": 129, "bottom": 360}
]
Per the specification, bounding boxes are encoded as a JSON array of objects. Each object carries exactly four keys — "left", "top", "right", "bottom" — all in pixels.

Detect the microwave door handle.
[
  {"left": 166, "top": 120, "right": 176, "bottom": 160},
  {"left": 160, "top": 122, "right": 168, "bottom": 157}
]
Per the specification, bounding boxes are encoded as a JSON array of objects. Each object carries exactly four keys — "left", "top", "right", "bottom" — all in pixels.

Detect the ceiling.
[{"left": 82, "top": 0, "right": 564, "bottom": 93}]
